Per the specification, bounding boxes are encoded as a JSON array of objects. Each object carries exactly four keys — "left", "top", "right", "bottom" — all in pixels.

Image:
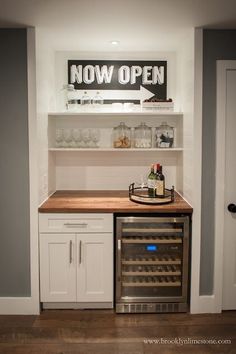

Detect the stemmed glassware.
[
  {"left": 90, "top": 128, "right": 100, "bottom": 147},
  {"left": 72, "top": 129, "right": 82, "bottom": 148},
  {"left": 63, "top": 128, "right": 73, "bottom": 148},
  {"left": 55, "top": 128, "right": 101, "bottom": 148},
  {"left": 55, "top": 128, "right": 64, "bottom": 148},
  {"left": 81, "top": 128, "right": 91, "bottom": 148}
]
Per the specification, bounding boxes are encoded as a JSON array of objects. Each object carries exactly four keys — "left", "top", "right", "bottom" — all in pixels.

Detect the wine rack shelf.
[
  {"left": 122, "top": 236, "right": 182, "bottom": 244},
  {"left": 122, "top": 281, "right": 181, "bottom": 287},
  {"left": 122, "top": 257, "right": 182, "bottom": 265}
]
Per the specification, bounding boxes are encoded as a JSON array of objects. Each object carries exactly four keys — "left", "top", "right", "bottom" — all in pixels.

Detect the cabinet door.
[
  {"left": 77, "top": 233, "right": 113, "bottom": 302},
  {"left": 40, "top": 234, "right": 76, "bottom": 302}
]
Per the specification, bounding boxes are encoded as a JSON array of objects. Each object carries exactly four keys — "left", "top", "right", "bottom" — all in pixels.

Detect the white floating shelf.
[
  {"left": 49, "top": 148, "right": 183, "bottom": 152},
  {"left": 48, "top": 110, "right": 183, "bottom": 117}
]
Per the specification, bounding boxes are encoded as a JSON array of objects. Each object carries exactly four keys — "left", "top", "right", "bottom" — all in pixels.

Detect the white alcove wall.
[
  {"left": 36, "top": 28, "right": 197, "bottom": 311},
  {"left": 43, "top": 50, "right": 189, "bottom": 195}
]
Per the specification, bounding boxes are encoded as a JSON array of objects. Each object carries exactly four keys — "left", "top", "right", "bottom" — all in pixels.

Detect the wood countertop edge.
[
  {"left": 38, "top": 190, "right": 193, "bottom": 213},
  {"left": 39, "top": 207, "right": 193, "bottom": 213}
]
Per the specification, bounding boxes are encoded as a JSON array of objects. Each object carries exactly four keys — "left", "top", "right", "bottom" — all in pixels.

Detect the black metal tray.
[{"left": 129, "top": 183, "right": 174, "bottom": 205}]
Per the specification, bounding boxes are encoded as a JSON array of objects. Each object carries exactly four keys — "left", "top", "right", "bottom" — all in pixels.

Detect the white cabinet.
[
  {"left": 39, "top": 213, "right": 113, "bottom": 308},
  {"left": 40, "top": 233, "right": 76, "bottom": 302},
  {"left": 76, "top": 234, "right": 113, "bottom": 302}
]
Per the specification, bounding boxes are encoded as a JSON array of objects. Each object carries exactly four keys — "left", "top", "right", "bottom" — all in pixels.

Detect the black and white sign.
[{"left": 68, "top": 60, "right": 167, "bottom": 103}]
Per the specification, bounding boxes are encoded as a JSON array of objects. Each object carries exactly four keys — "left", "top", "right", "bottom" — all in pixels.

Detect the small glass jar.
[
  {"left": 134, "top": 122, "right": 152, "bottom": 148},
  {"left": 62, "top": 84, "right": 78, "bottom": 111},
  {"left": 81, "top": 91, "right": 91, "bottom": 106},
  {"left": 92, "top": 91, "right": 104, "bottom": 108},
  {"left": 155, "top": 122, "right": 174, "bottom": 148},
  {"left": 113, "top": 122, "right": 131, "bottom": 148}
]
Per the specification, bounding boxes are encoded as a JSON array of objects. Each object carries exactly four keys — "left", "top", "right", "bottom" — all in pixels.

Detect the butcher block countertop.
[{"left": 38, "top": 190, "right": 193, "bottom": 214}]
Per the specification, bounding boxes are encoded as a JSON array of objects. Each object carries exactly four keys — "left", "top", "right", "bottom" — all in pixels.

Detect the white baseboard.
[
  {"left": 190, "top": 295, "right": 221, "bottom": 314},
  {"left": 43, "top": 301, "right": 113, "bottom": 309},
  {"left": 0, "top": 297, "right": 40, "bottom": 315}
]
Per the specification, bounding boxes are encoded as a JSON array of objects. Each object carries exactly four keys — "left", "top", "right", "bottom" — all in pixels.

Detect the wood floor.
[{"left": 0, "top": 309, "right": 235, "bottom": 353}]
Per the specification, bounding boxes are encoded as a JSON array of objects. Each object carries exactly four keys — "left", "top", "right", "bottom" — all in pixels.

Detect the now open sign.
[{"left": 68, "top": 60, "right": 167, "bottom": 103}]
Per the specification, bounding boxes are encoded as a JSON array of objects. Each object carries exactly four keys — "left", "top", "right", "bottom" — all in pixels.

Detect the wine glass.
[
  {"left": 81, "top": 128, "right": 91, "bottom": 148},
  {"left": 72, "top": 128, "right": 82, "bottom": 148},
  {"left": 55, "top": 128, "right": 64, "bottom": 148},
  {"left": 63, "top": 128, "right": 73, "bottom": 148},
  {"left": 90, "top": 128, "right": 100, "bottom": 147}
]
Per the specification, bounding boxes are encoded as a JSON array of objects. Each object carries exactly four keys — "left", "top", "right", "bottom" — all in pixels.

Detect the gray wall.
[
  {"left": 200, "top": 29, "right": 236, "bottom": 295},
  {"left": 0, "top": 29, "right": 31, "bottom": 296}
]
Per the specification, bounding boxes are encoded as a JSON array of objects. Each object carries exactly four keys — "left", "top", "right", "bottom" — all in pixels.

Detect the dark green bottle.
[{"left": 155, "top": 164, "right": 165, "bottom": 197}]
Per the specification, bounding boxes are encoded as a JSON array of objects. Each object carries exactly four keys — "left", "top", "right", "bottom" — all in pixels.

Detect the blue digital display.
[{"left": 146, "top": 245, "right": 157, "bottom": 251}]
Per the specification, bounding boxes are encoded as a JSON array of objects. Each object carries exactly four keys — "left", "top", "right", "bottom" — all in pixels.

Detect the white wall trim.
[
  {"left": 0, "top": 27, "right": 40, "bottom": 315},
  {"left": 214, "top": 60, "right": 236, "bottom": 313},
  {"left": 198, "top": 295, "right": 218, "bottom": 313},
  {"left": 190, "top": 28, "right": 203, "bottom": 313},
  {"left": 0, "top": 298, "right": 39, "bottom": 315},
  {"left": 27, "top": 27, "right": 40, "bottom": 314}
]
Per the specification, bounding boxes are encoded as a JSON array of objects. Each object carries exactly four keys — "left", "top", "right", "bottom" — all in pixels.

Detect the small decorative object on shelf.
[
  {"left": 113, "top": 122, "right": 131, "bottom": 148},
  {"left": 92, "top": 91, "right": 104, "bottom": 108},
  {"left": 62, "top": 84, "right": 78, "bottom": 111},
  {"left": 155, "top": 122, "right": 174, "bottom": 148},
  {"left": 134, "top": 122, "right": 152, "bottom": 148},
  {"left": 81, "top": 91, "right": 91, "bottom": 107},
  {"left": 142, "top": 98, "right": 174, "bottom": 111},
  {"left": 129, "top": 183, "right": 174, "bottom": 205}
]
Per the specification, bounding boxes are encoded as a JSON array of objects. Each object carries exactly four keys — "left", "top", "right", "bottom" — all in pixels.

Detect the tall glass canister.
[
  {"left": 134, "top": 122, "right": 152, "bottom": 148},
  {"left": 155, "top": 122, "right": 174, "bottom": 148},
  {"left": 113, "top": 122, "right": 131, "bottom": 148}
]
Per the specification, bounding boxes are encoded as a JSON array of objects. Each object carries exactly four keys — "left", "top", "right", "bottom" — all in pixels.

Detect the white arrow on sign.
[{"left": 73, "top": 86, "right": 155, "bottom": 101}]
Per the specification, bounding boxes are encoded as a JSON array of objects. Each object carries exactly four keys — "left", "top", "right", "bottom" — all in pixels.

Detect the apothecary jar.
[
  {"left": 134, "top": 122, "right": 152, "bottom": 148},
  {"left": 155, "top": 122, "right": 174, "bottom": 148},
  {"left": 113, "top": 122, "right": 131, "bottom": 148}
]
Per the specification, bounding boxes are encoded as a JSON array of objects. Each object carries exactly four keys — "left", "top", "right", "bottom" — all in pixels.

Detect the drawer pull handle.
[
  {"left": 64, "top": 223, "right": 88, "bottom": 228},
  {"left": 79, "top": 240, "right": 82, "bottom": 265},
  {"left": 69, "top": 240, "right": 73, "bottom": 264}
]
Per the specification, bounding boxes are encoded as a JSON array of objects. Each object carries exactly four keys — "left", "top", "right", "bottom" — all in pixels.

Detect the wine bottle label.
[
  {"left": 148, "top": 179, "right": 156, "bottom": 189},
  {"left": 156, "top": 181, "right": 164, "bottom": 196}
]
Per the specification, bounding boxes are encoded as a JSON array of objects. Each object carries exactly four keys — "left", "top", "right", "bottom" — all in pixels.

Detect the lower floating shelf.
[{"left": 49, "top": 148, "right": 183, "bottom": 152}]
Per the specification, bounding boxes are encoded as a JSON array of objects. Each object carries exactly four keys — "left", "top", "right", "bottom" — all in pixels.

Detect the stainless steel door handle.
[
  {"left": 64, "top": 222, "right": 88, "bottom": 228},
  {"left": 79, "top": 240, "right": 82, "bottom": 264},
  {"left": 69, "top": 240, "right": 73, "bottom": 263}
]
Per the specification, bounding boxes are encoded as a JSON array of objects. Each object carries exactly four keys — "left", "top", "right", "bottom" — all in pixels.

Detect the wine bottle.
[
  {"left": 147, "top": 164, "right": 156, "bottom": 197},
  {"left": 155, "top": 164, "right": 165, "bottom": 197}
]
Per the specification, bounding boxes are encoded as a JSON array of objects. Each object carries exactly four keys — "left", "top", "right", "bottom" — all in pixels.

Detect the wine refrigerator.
[{"left": 115, "top": 216, "right": 190, "bottom": 313}]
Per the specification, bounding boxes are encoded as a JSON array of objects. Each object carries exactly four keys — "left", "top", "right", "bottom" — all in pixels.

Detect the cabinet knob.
[{"left": 228, "top": 203, "right": 236, "bottom": 213}]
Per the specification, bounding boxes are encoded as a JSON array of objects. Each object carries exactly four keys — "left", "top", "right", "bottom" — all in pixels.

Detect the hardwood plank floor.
[{"left": 0, "top": 310, "right": 235, "bottom": 353}]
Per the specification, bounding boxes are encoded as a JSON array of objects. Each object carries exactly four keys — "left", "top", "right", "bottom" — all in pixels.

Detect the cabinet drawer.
[{"left": 39, "top": 213, "right": 113, "bottom": 233}]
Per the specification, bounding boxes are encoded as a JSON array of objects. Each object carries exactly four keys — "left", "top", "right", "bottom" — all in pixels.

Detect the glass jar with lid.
[
  {"left": 62, "top": 84, "right": 78, "bottom": 111},
  {"left": 81, "top": 91, "right": 91, "bottom": 107},
  {"left": 134, "top": 122, "right": 152, "bottom": 148},
  {"left": 92, "top": 91, "right": 104, "bottom": 108},
  {"left": 155, "top": 122, "right": 174, "bottom": 148},
  {"left": 113, "top": 122, "right": 131, "bottom": 148}
]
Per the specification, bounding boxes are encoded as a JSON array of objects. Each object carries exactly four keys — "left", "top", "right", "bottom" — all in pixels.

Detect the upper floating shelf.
[{"left": 48, "top": 110, "right": 183, "bottom": 117}]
